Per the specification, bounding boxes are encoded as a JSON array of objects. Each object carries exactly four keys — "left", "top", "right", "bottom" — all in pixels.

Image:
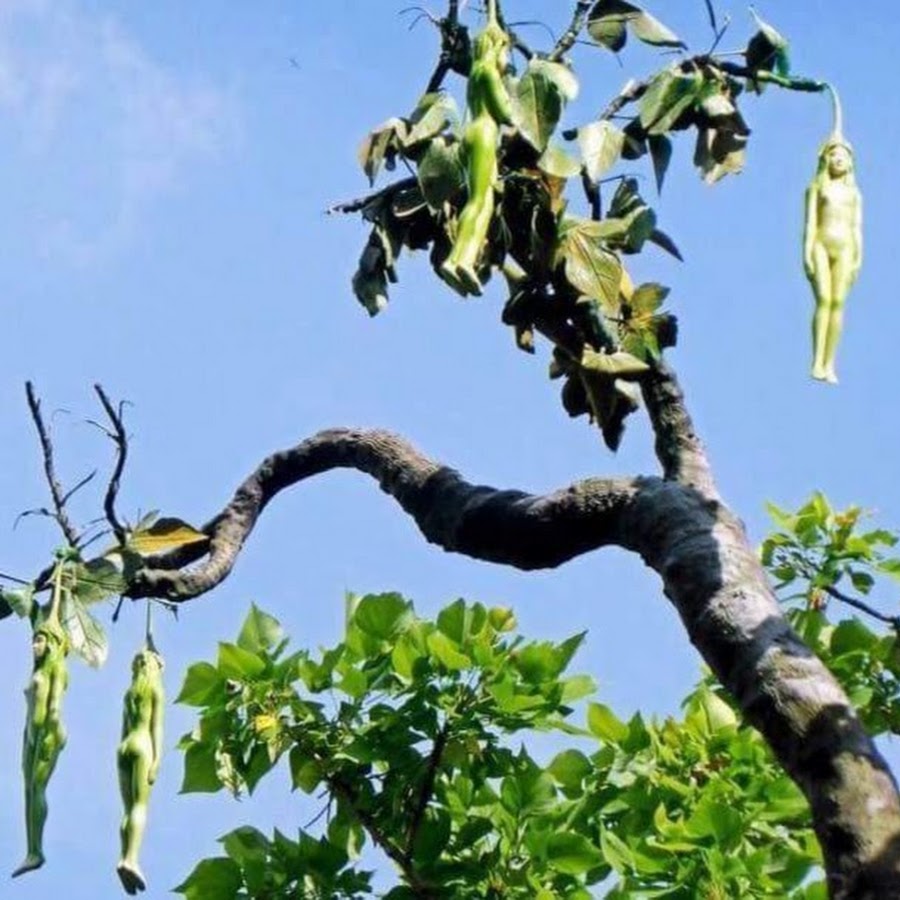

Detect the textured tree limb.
[
  {"left": 122, "top": 420, "right": 900, "bottom": 893},
  {"left": 640, "top": 360, "right": 718, "bottom": 498},
  {"left": 126, "top": 428, "right": 643, "bottom": 600}
]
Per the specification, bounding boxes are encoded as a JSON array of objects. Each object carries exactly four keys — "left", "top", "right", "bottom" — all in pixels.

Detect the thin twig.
[
  {"left": 708, "top": 14, "right": 730, "bottom": 55},
  {"left": 93, "top": 384, "right": 128, "bottom": 545},
  {"left": 25, "top": 382, "right": 80, "bottom": 547},
  {"left": 61, "top": 469, "right": 98, "bottom": 506},
  {"left": 0, "top": 571, "right": 30, "bottom": 585},
  {"left": 822, "top": 584, "right": 900, "bottom": 630},
  {"left": 703, "top": 0, "right": 718, "bottom": 37},
  {"left": 550, "top": 0, "right": 591, "bottom": 62}
]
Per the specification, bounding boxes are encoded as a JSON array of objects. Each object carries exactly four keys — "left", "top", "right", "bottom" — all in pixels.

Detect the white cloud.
[{"left": 0, "top": 0, "right": 238, "bottom": 266}]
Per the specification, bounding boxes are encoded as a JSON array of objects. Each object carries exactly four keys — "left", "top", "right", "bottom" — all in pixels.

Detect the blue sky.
[{"left": 0, "top": 1, "right": 898, "bottom": 896}]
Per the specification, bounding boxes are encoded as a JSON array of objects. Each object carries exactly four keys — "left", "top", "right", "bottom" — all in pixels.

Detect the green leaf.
[
  {"left": 173, "top": 857, "right": 243, "bottom": 900},
  {"left": 181, "top": 740, "right": 225, "bottom": 793},
  {"left": 547, "top": 832, "right": 604, "bottom": 875},
  {"left": 513, "top": 66, "right": 563, "bottom": 152},
  {"left": 648, "top": 134, "right": 672, "bottom": 193},
  {"left": 538, "top": 143, "right": 582, "bottom": 179},
  {"left": 220, "top": 825, "right": 269, "bottom": 866},
  {"left": 587, "top": 3, "right": 629, "bottom": 52},
  {"left": 600, "top": 827, "right": 635, "bottom": 874},
  {"left": 630, "top": 8, "right": 685, "bottom": 48},
  {"left": 60, "top": 595, "right": 108, "bottom": 668},
  {"left": 578, "top": 121, "right": 625, "bottom": 182},
  {"left": 548, "top": 749, "right": 592, "bottom": 791},
  {"left": 831, "top": 618, "right": 877, "bottom": 655},
  {"left": 427, "top": 631, "right": 471, "bottom": 670},
  {"left": 71, "top": 558, "right": 126, "bottom": 605},
  {"left": 417, "top": 136, "right": 465, "bottom": 210},
  {"left": 1, "top": 585, "right": 34, "bottom": 618},
  {"left": 581, "top": 349, "right": 650, "bottom": 377},
  {"left": 528, "top": 59, "right": 580, "bottom": 101},
  {"left": 217, "top": 642, "right": 266, "bottom": 680},
  {"left": 631, "top": 282, "right": 669, "bottom": 313},
  {"left": 358, "top": 117, "right": 407, "bottom": 185},
  {"left": 410, "top": 807, "right": 451, "bottom": 866},
  {"left": 289, "top": 746, "right": 322, "bottom": 794},
  {"left": 177, "top": 662, "right": 225, "bottom": 706},
  {"left": 556, "top": 217, "right": 622, "bottom": 308},
  {"left": 404, "top": 92, "right": 457, "bottom": 147},
  {"left": 236, "top": 603, "right": 284, "bottom": 655},
  {"left": 639, "top": 70, "right": 702, "bottom": 135},
  {"left": 648, "top": 228, "right": 683, "bottom": 261},
  {"left": 746, "top": 11, "right": 790, "bottom": 80},
  {"left": 353, "top": 229, "right": 391, "bottom": 316},
  {"left": 352, "top": 592, "right": 410, "bottom": 640},
  {"left": 588, "top": 1, "right": 686, "bottom": 53},
  {"left": 561, "top": 673, "right": 597, "bottom": 702},
  {"left": 588, "top": 702, "right": 629, "bottom": 743}
]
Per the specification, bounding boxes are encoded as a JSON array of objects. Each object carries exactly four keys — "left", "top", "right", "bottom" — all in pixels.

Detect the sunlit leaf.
[
  {"left": 578, "top": 121, "right": 625, "bottom": 182},
  {"left": 127, "top": 517, "right": 208, "bottom": 556},
  {"left": 60, "top": 595, "right": 108, "bottom": 668}
]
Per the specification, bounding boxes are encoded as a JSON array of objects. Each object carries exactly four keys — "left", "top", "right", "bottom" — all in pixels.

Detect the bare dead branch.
[
  {"left": 703, "top": 0, "right": 718, "bottom": 37},
  {"left": 550, "top": 0, "right": 592, "bottom": 62},
  {"left": 25, "top": 381, "right": 80, "bottom": 547},
  {"left": 93, "top": 384, "right": 128, "bottom": 545},
  {"left": 61, "top": 469, "right": 98, "bottom": 506}
]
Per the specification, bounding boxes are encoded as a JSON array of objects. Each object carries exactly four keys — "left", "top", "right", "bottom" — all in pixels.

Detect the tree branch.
[
  {"left": 93, "top": 384, "right": 128, "bottom": 544},
  {"left": 404, "top": 720, "right": 450, "bottom": 863},
  {"left": 639, "top": 360, "right": 718, "bottom": 497},
  {"left": 549, "top": 0, "right": 592, "bottom": 62},
  {"left": 25, "top": 381, "right": 80, "bottom": 547},
  {"left": 122, "top": 422, "right": 900, "bottom": 892},
  {"left": 126, "top": 427, "right": 642, "bottom": 600},
  {"left": 821, "top": 584, "right": 900, "bottom": 631}
]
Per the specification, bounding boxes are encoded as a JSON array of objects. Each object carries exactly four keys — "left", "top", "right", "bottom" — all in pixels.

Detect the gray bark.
[{"left": 124, "top": 362, "right": 900, "bottom": 898}]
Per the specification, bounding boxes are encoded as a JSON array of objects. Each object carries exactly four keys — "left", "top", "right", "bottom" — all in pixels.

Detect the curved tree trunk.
[{"left": 123, "top": 363, "right": 900, "bottom": 897}]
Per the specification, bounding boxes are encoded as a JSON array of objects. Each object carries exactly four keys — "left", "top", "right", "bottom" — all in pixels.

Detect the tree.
[{"left": 0, "top": 2, "right": 897, "bottom": 898}]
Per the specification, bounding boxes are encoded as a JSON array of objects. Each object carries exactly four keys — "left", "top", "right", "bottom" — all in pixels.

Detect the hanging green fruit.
[
  {"left": 116, "top": 635, "right": 165, "bottom": 895},
  {"left": 13, "top": 552, "right": 72, "bottom": 878},
  {"left": 440, "top": 0, "right": 513, "bottom": 296}
]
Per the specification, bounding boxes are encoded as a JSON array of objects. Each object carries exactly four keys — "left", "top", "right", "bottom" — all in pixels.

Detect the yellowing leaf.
[{"left": 127, "top": 517, "right": 208, "bottom": 556}]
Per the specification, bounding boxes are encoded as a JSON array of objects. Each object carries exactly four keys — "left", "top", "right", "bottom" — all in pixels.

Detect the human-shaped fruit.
[
  {"left": 441, "top": 0, "right": 513, "bottom": 296},
  {"left": 803, "top": 129, "right": 862, "bottom": 383},
  {"left": 116, "top": 646, "right": 164, "bottom": 895},
  {"left": 13, "top": 618, "right": 69, "bottom": 878}
]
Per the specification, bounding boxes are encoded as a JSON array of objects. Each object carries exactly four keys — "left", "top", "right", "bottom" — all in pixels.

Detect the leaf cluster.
[
  {"left": 175, "top": 592, "right": 838, "bottom": 898},
  {"left": 762, "top": 494, "right": 900, "bottom": 734},
  {"left": 345, "top": 3, "right": 809, "bottom": 452}
]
